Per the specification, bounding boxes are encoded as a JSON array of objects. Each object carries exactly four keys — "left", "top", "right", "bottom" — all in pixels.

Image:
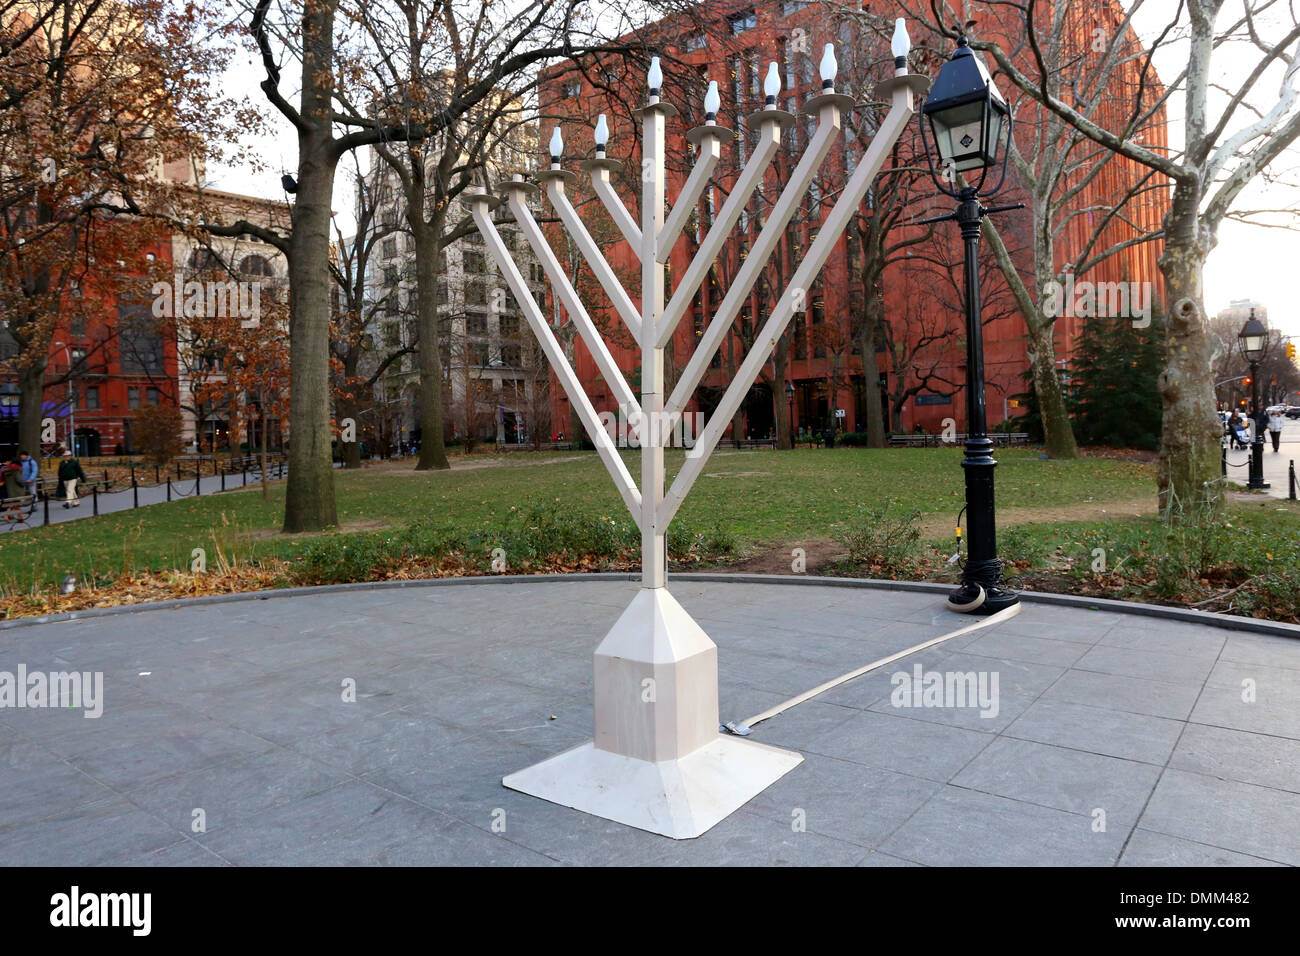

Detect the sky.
[{"left": 206, "top": 2, "right": 1300, "bottom": 339}]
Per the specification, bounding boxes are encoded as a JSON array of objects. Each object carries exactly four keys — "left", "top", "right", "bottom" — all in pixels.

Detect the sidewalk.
[{"left": 2, "top": 577, "right": 1296, "bottom": 865}]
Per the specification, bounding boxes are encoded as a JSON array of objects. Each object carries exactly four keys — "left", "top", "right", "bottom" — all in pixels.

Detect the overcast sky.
[{"left": 206, "top": 3, "right": 1300, "bottom": 339}]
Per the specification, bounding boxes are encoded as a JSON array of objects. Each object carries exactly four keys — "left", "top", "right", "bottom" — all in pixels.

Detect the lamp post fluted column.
[{"left": 1248, "top": 359, "right": 1269, "bottom": 490}]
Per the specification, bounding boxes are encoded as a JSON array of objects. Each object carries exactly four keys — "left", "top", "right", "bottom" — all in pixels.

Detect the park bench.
[{"left": 0, "top": 494, "right": 36, "bottom": 530}]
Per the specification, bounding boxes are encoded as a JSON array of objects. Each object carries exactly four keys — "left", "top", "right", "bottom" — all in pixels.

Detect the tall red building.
[{"left": 536, "top": 0, "right": 1169, "bottom": 439}]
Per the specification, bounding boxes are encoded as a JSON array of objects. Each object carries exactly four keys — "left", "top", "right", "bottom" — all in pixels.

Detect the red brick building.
[{"left": 536, "top": 0, "right": 1169, "bottom": 439}]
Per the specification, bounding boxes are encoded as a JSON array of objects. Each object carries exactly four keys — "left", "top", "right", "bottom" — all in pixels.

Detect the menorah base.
[
  {"left": 502, "top": 736, "right": 803, "bottom": 839},
  {"left": 503, "top": 586, "right": 802, "bottom": 838}
]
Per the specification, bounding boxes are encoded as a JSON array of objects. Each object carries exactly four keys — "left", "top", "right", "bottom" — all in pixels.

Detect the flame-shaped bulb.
[
  {"left": 648, "top": 56, "right": 662, "bottom": 93},
  {"left": 891, "top": 19, "right": 910, "bottom": 66},
  {"left": 704, "top": 80, "right": 720, "bottom": 119},
  {"left": 764, "top": 61, "right": 780, "bottom": 103},
  {"left": 549, "top": 127, "right": 563, "bottom": 161},
  {"left": 820, "top": 44, "right": 837, "bottom": 89},
  {"left": 594, "top": 114, "right": 608, "bottom": 149}
]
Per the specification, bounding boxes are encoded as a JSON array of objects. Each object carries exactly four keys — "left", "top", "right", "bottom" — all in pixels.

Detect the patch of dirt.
[
  {"left": 355, "top": 454, "right": 587, "bottom": 474},
  {"left": 1077, "top": 446, "right": 1161, "bottom": 465},
  {"left": 918, "top": 495, "right": 1158, "bottom": 537}
]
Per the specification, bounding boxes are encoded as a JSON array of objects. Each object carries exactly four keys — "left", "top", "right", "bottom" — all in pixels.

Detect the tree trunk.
[
  {"left": 1025, "top": 318, "right": 1078, "bottom": 457},
  {"left": 857, "top": 305, "right": 886, "bottom": 448},
  {"left": 18, "top": 358, "right": 47, "bottom": 456},
  {"left": 772, "top": 337, "right": 792, "bottom": 450},
  {"left": 281, "top": 2, "right": 338, "bottom": 532},
  {"left": 412, "top": 216, "right": 450, "bottom": 470},
  {"left": 1157, "top": 185, "right": 1219, "bottom": 515}
]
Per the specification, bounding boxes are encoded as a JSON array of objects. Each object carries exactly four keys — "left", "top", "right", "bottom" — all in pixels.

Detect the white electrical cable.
[{"left": 725, "top": 601, "right": 1023, "bottom": 735}]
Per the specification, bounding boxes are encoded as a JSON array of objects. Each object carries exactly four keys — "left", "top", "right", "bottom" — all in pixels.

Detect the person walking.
[
  {"left": 18, "top": 450, "right": 38, "bottom": 500},
  {"left": 1268, "top": 407, "right": 1286, "bottom": 453},
  {"left": 57, "top": 450, "right": 87, "bottom": 508}
]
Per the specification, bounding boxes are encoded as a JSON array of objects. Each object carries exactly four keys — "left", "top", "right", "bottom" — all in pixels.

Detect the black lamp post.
[
  {"left": 1237, "top": 310, "right": 1270, "bottom": 490},
  {"left": 919, "top": 35, "right": 1022, "bottom": 615},
  {"left": 785, "top": 380, "right": 795, "bottom": 443}
]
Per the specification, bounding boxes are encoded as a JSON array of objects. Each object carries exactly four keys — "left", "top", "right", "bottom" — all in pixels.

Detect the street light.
[
  {"left": 919, "top": 34, "right": 1022, "bottom": 615},
  {"left": 785, "top": 380, "right": 795, "bottom": 443},
  {"left": 53, "top": 340, "right": 75, "bottom": 455},
  {"left": 1237, "top": 310, "right": 1271, "bottom": 490}
]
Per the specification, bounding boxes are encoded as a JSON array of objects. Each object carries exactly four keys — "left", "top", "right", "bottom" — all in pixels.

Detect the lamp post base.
[
  {"left": 946, "top": 580, "right": 1020, "bottom": 615},
  {"left": 503, "top": 586, "right": 803, "bottom": 838}
]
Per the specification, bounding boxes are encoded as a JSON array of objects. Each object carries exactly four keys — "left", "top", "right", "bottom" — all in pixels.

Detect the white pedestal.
[{"left": 502, "top": 587, "right": 803, "bottom": 839}]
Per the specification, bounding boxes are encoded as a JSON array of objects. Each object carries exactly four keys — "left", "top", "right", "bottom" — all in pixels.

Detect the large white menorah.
[{"left": 466, "top": 21, "right": 928, "bottom": 838}]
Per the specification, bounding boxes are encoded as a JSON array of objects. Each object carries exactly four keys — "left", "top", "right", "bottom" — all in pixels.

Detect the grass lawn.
[{"left": 0, "top": 447, "right": 1159, "bottom": 593}]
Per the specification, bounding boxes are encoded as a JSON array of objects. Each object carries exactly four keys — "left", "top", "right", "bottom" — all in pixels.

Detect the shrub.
[{"left": 835, "top": 498, "right": 923, "bottom": 572}]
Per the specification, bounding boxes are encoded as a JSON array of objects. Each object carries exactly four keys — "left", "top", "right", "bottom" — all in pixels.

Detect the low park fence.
[{"left": 1, "top": 454, "right": 288, "bottom": 532}]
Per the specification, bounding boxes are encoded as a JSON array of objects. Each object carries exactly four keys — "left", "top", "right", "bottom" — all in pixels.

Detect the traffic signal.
[
  {"left": 1243, "top": 377, "right": 1252, "bottom": 386},
  {"left": 1288, "top": 341, "right": 1297, "bottom": 360}
]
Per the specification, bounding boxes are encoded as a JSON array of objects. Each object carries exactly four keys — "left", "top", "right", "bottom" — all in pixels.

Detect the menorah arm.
[
  {"left": 659, "top": 92, "right": 916, "bottom": 528},
  {"left": 655, "top": 123, "right": 781, "bottom": 350},
  {"left": 507, "top": 192, "right": 640, "bottom": 417},
  {"left": 470, "top": 200, "right": 642, "bottom": 524},
  {"left": 547, "top": 181, "right": 643, "bottom": 340},
  {"left": 657, "top": 134, "right": 722, "bottom": 265},
  {"left": 663, "top": 105, "right": 843, "bottom": 410},
  {"left": 590, "top": 172, "right": 642, "bottom": 254}
]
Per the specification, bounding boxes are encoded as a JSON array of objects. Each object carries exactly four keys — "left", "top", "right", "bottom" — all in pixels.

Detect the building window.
[
  {"left": 118, "top": 306, "right": 165, "bottom": 374},
  {"left": 467, "top": 314, "right": 488, "bottom": 334},
  {"left": 463, "top": 250, "right": 486, "bottom": 273},
  {"left": 781, "top": 0, "right": 808, "bottom": 15},
  {"left": 147, "top": 387, "right": 160, "bottom": 405},
  {"left": 729, "top": 10, "right": 756, "bottom": 34},
  {"left": 383, "top": 322, "right": 400, "bottom": 348},
  {"left": 70, "top": 316, "right": 86, "bottom": 337},
  {"left": 382, "top": 236, "right": 399, "bottom": 260},
  {"left": 84, "top": 386, "right": 99, "bottom": 410},
  {"left": 685, "top": 33, "right": 706, "bottom": 52},
  {"left": 562, "top": 79, "right": 581, "bottom": 98},
  {"left": 466, "top": 282, "right": 487, "bottom": 307},
  {"left": 499, "top": 314, "right": 519, "bottom": 337},
  {"left": 240, "top": 255, "right": 274, "bottom": 277},
  {"left": 128, "top": 387, "right": 140, "bottom": 409},
  {"left": 501, "top": 345, "right": 522, "bottom": 367},
  {"left": 472, "top": 342, "right": 491, "bottom": 366}
]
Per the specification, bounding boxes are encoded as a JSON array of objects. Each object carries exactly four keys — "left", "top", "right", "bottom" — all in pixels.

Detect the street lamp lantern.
[
  {"left": 1237, "top": 311, "right": 1269, "bottom": 362},
  {"left": 922, "top": 37, "right": 1009, "bottom": 182}
]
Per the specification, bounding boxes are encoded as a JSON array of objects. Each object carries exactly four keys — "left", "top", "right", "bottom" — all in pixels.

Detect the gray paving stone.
[
  {"left": 122, "top": 749, "right": 349, "bottom": 834},
  {"left": 951, "top": 736, "right": 1161, "bottom": 827},
  {"left": 1005, "top": 699, "right": 1185, "bottom": 765},
  {"left": 878, "top": 785, "right": 1126, "bottom": 866},
  {"left": 1219, "top": 633, "right": 1300, "bottom": 670},
  {"left": 0, "top": 796, "right": 185, "bottom": 866},
  {"left": 962, "top": 631, "right": 1093, "bottom": 667},
  {"left": 1118, "top": 828, "right": 1284, "bottom": 867},
  {"left": 1170, "top": 723, "right": 1300, "bottom": 793},
  {"left": 1074, "top": 643, "right": 1217, "bottom": 685},
  {"left": 1037, "top": 669, "right": 1201, "bottom": 721},
  {"left": 1190, "top": 681, "right": 1300, "bottom": 741},
  {"left": 1139, "top": 768, "right": 1300, "bottom": 865},
  {"left": 809, "top": 709, "right": 993, "bottom": 781},
  {"left": 741, "top": 752, "right": 942, "bottom": 848}
]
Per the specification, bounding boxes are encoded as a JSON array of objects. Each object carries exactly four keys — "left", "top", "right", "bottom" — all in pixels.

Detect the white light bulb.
[
  {"left": 820, "top": 44, "right": 837, "bottom": 84},
  {"left": 705, "top": 80, "right": 720, "bottom": 116},
  {"left": 594, "top": 114, "right": 609, "bottom": 147},
  {"left": 648, "top": 56, "right": 662, "bottom": 91},
  {"left": 891, "top": 19, "right": 911, "bottom": 61},
  {"left": 764, "top": 61, "right": 780, "bottom": 100},
  {"left": 549, "top": 127, "right": 563, "bottom": 158}
]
